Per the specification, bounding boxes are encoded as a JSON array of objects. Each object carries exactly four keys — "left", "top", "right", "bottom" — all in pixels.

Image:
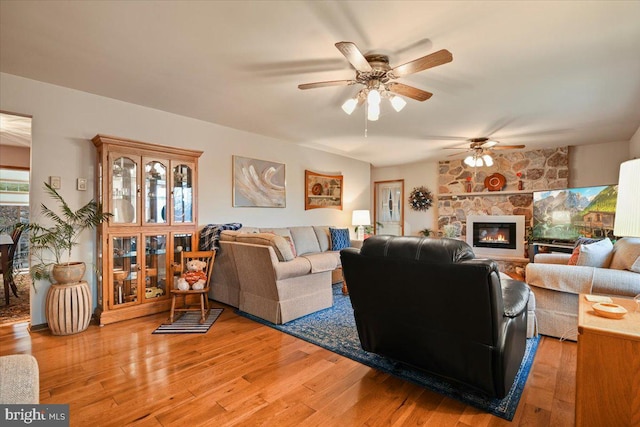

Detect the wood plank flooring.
[{"left": 0, "top": 302, "right": 577, "bottom": 426}]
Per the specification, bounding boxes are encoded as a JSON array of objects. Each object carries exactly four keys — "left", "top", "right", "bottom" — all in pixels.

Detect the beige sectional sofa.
[
  {"left": 208, "top": 225, "right": 360, "bottom": 324},
  {"left": 526, "top": 237, "right": 640, "bottom": 340}
]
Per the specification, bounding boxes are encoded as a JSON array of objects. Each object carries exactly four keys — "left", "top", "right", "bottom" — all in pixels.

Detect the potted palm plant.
[
  {"left": 29, "top": 182, "right": 112, "bottom": 284},
  {"left": 28, "top": 182, "right": 111, "bottom": 335}
]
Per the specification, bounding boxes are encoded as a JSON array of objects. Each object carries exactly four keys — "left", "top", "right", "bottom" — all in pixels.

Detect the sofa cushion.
[
  {"left": 261, "top": 228, "right": 297, "bottom": 257},
  {"left": 313, "top": 226, "right": 331, "bottom": 252},
  {"left": 329, "top": 227, "right": 351, "bottom": 251},
  {"left": 299, "top": 252, "right": 338, "bottom": 273},
  {"left": 235, "top": 232, "right": 295, "bottom": 261},
  {"left": 220, "top": 230, "right": 240, "bottom": 241},
  {"left": 609, "top": 237, "right": 640, "bottom": 272},
  {"left": 290, "top": 226, "right": 321, "bottom": 255},
  {"left": 273, "top": 257, "right": 312, "bottom": 280},
  {"left": 576, "top": 238, "right": 613, "bottom": 268}
]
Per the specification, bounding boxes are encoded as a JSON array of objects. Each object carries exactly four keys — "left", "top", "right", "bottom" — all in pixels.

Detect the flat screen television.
[{"left": 532, "top": 185, "right": 618, "bottom": 244}]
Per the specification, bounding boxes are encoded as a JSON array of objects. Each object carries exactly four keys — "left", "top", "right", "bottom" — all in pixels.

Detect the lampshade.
[
  {"left": 390, "top": 96, "right": 406, "bottom": 112},
  {"left": 613, "top": 158, "right": 640, "bottom": 237},
  {"left": 352, "top": 209, "right": 371, "bottom": 240},
  {"left": 352, "top": 210, "right": 371, "bottom": 226},
  {"left": 341, "top": 98, "right": 357, "bottom": 115}
]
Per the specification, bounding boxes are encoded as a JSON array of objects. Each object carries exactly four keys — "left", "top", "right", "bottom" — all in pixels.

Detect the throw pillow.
[
  {"left": 576, "top": 238, "right": 614, "bottom": 268},
  {"left": 567, "top": 246, "right": 580, "bottom": 265},
  {"left": 329, "top": 227, "right": 351, "bottom": 251},
  {"left": 609, "top": 237, "right": 640, "bottom": 271}
]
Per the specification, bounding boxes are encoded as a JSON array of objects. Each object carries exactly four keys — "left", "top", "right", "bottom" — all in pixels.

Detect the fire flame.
[{"left": 481, "top": 233, "right": 507, "bottom": 242}]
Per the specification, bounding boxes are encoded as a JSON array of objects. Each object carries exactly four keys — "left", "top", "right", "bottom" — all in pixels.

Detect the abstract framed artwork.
[
  {"left": 305, "top": 170, "right": 343, "bottom": 210},
  {"left": 233, "top": 155, "right": 286, "bottom": 207}
]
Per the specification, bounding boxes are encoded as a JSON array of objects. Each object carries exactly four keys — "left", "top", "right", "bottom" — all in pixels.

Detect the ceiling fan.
[
  {"left": 298, "top": 41, "right": 453, "bottom": 120},
  {"left": 447, "top": 137, "right": 526, "bottom": 167}
]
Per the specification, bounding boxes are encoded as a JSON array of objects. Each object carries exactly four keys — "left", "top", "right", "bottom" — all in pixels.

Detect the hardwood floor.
[{"left": 0, "top": 302, "right": 577, "bottom": 426}]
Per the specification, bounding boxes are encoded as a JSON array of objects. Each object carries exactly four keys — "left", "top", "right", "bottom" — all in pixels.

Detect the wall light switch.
[
  {"left": 50, "top": 176, "right": 61, "bottom": 189},
  {"left": 77, "top": 178, "right": 87, "bottom": 191}
]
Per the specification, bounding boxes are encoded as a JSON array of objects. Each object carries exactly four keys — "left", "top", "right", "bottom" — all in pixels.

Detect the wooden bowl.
[{"left": 592, "top": 302, "right": 627, "bottom": 319}]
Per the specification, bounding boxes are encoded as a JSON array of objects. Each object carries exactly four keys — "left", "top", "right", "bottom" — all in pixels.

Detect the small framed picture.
[
  {"left": 77, "top": 178, "right": 87, "bottom": 191},
  {"left": 50, "top": 176, "right": 61, "bottom": 189}
]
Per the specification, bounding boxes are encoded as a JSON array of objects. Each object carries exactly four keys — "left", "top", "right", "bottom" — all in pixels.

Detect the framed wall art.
[
  {"left": 233, "top": 155, "right": 286, "bottom": 207},
  {"left": 305, "top": 170, "right": 343, "bottom": 210}
]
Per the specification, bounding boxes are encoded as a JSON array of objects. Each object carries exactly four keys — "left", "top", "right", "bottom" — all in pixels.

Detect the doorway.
[
  {"left": 374, "top": 180, "right": 404, "bottom": 236},
  {"left": 0, "top": 111, "right": 32, "bottom": 326}
]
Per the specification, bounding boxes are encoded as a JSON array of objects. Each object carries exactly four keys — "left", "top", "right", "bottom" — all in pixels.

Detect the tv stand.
[{"left": 531, "top": 241, "right": 573, "bottom": 262}]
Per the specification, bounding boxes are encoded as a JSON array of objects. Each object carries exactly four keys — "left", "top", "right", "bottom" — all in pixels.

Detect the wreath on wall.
[{"left": 408, "top": 186, "right": 433, "bottom": 211}]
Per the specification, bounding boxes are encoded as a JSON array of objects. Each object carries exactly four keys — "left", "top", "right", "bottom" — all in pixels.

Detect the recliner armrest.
[{"left": 501, "top": 279, "right": 529, "bottom": 318}]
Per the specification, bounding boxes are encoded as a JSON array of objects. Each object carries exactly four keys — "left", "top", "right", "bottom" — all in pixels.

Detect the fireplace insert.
[{"left": 473, "top": 222, "right": 517, "bottom": 249}]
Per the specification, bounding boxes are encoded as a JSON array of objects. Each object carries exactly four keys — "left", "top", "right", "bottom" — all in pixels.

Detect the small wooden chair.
[{"left": 169, "top": 250, "right": 215, "bottom": 323}]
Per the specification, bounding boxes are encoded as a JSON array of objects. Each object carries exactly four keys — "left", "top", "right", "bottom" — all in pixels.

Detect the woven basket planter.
[{"left": 45, "top": 281, "right": 92, "bottom": 335}]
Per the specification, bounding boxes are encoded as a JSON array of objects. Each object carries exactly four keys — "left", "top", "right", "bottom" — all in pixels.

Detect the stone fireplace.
[{"left": 466, "top": 215, "right": 525, "bottom": 258}]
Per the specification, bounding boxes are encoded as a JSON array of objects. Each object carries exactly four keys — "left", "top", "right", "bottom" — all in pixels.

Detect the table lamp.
[{"left": 352, "top": 210, "right": 371, "bottom": 240}]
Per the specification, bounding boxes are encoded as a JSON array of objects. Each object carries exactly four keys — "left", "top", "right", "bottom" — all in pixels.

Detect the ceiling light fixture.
[
  {"left": 464, "top": 152, "right": 494, "bottom": 168},
  {"left": 341, "top": 82, "right": 408, "bottom": 122}
]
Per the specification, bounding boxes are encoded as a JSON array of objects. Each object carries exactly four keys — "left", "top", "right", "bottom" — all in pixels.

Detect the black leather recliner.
[{"left": 340, "top": 235, "right": 530, "bottom": 398}]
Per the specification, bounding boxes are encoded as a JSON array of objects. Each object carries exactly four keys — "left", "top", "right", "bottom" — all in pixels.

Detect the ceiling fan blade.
[
  {"left": 491, "top": 145, "right": 526, "bottom": 150},
  {"left": 298, "top": 80, "right": 356, "bottom": 90},
  {"left": 448, "top": 151, "right": 467, "bottom": 157},
  {"left": 390, "top": 49, "right": 453, "bottom": 78},
  {"left": 481, "top": 140, "right": 498, "bottom": 148},
  {"left": 387, "top": 82, "right": 432, "bottom": 101},
  {"left": 335, "top": 42, "right": 373, "bottom": 72}
]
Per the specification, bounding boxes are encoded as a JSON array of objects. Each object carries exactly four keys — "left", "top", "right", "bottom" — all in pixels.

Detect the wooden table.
[{"left": 576, "top": 294, "right": 640, "bottom": 427}]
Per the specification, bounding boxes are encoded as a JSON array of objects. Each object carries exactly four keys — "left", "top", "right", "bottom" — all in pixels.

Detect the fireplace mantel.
[{"left": 438, "top": 190, "right": 532, "bottom": 198}]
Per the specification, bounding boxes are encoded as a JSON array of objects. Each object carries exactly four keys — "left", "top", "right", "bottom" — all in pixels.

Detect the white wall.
[
  {"left": 371, "top": 160, "right": 439, "bottom": 237},
  {"left": 0, "top": 73, "right": 370, "bottom": 326},
  {"left": 630, "top": 125, "right": 640, "bottom": 159},
  {"left": 569, "top": 141, "right": 630, "bottom": 187}
]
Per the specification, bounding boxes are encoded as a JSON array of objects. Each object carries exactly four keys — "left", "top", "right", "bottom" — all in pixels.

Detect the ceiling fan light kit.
[
  {"left": 299, "top": 41, "right": 453, "bottom": 124},
  {"left": 452, "top": 137, "right": 525, "bottom": 169}
]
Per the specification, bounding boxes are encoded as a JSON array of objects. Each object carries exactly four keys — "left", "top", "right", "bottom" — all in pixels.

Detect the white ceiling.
[{"left": 1, "top": 1, "right": 639, "bottom": 167}]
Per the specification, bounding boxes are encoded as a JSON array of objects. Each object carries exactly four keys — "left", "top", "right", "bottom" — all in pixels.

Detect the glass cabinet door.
[
  {"left": 171, "top": 233, "right": 193, "bottom": 286},
  {"left": 112, "top": 156, "right": 138, "bottom": 224},
  {"left": 144, "top": 234, "right": 168, "bottom": 301},
  {"left": 144, "top": 160, "right": 168, "bottom": 224},
  {"left": 172, "top": 163, "right": 194, "bottom": 223},
  {"left": 111, "top": 235, "right": 138, "bottom": 307}
]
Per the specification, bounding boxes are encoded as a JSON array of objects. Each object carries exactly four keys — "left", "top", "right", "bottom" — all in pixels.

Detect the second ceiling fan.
[
  {"left": 447, "top": 137, "right": 526, "bottom": 167},
  {"left": 298, "top": 41, "right": 453, "bottom": 120}
]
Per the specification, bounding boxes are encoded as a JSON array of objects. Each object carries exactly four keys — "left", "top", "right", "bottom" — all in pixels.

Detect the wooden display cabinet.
[{"left": 92, "top": 135, "right": 202, "bottom": 325}]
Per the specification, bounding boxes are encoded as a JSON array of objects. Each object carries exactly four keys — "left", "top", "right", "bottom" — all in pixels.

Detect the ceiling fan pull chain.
[{"left": 364, "top": 105, "right": 368, "bottom": 138}]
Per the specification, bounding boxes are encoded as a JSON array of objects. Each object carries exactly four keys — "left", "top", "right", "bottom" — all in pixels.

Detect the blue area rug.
[{"left": 238, "top": 284, "right": 539, "bottom": 420}]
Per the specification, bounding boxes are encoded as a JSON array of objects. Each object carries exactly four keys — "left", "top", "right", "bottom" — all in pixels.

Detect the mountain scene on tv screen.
[{"left": 533, "top": 185, "right": 618, "bottom": 241}]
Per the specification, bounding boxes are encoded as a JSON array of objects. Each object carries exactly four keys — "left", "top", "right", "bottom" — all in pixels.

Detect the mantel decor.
[
  {"left": 408, "top": 186, "right": 433, "bottom": 211},
  {"left": 305, "top": 170, "right": 343, "bottom": 210}
]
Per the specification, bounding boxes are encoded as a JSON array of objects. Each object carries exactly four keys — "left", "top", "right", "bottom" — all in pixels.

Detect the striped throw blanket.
[{"left": 199, "top": 223, "right": 242, "bottom": 252}]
